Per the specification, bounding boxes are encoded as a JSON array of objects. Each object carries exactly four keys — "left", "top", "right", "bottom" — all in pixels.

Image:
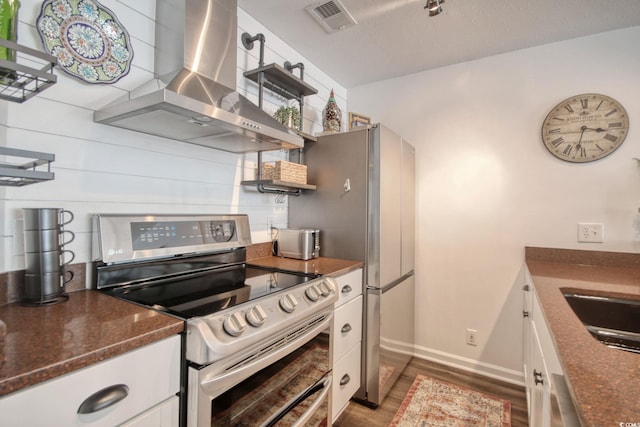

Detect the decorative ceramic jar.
[{"left": 322, "top": 89, "right": 341, "bottom": 133}]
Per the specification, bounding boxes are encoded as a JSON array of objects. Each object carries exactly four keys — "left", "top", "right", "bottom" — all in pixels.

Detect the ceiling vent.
[{"left": 306, "top": 0, "right": 357, "bottom": 33}]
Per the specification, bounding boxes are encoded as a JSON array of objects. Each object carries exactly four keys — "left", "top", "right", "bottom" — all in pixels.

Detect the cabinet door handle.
[
  {"left": 341, "top": 285, "right": 352, "bottom": 294},
  {"left": 77, "top": 384, "right": 129, "bottom": 414},
  {"left": 533, "top": 370, "right": 544, "bottom": 386},
  {"left": 340, "top": 374, "right": 351, "bottom": 386},
  {"left": 341, "top": 323, "right": 352, "bottom": 333}
]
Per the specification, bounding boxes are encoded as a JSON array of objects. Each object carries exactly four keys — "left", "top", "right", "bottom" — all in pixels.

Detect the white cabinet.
[
  {"left": 529, "top": 321, "right": 552, "bottom": 427},
  {"left": 330, "top": 268, "right": 363, "bottom": 423},
  {"left": 0, "top": 335, "right": 181, "bottom": 427},
  {"left": 523, "top": 267, "right": 562, "bottom": 427}
]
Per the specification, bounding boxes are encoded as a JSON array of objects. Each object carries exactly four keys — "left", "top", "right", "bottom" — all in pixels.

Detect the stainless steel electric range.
[{"left": 92, "top": 214, "right": 337, "bottom": 427}]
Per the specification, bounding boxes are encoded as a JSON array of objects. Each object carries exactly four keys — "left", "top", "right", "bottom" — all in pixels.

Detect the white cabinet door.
[
  {"left": 523, "top": 273, "right": 534, "bottom": 415},
  {"left": 0, "top": 336, "right": 180, "bottom": 427},
  {"left": 530, "top": 322, "right": 551, "bottom": 427},
  {"left": 524, "top": 267, "right": 563, "bottom": 427},
  {"left": 532, "top": 291, "right": 562, "bottom": 375}
]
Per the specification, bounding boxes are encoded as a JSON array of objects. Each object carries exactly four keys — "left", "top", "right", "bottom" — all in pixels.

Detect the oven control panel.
[
  {"left": 186, "top": 277, "right": 338, "bottom": 365},
  {"left": 93, "top": 214, "right": 252, "bottom": 264},
  {"left": 131, "top": 220, "right": 236, "bottom": 250}
]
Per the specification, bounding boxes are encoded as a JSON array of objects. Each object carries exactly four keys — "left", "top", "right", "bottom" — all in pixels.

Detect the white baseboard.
[
  {"left": 413, "top": 344, "right": 526, "bottom": 387},
  {"left": 380, "top": 337, "right": 415, "bottom": 357},
  {"left": 377, "top": 338, "right": 525, "bottom": 386}
]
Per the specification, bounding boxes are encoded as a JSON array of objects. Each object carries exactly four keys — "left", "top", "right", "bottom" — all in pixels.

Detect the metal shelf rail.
[
  {"left": 0, "top": 39, "right": 57, "bottom": 103},
  {"left": 0, "top": 147, "right": 55, "bottom": 186}
]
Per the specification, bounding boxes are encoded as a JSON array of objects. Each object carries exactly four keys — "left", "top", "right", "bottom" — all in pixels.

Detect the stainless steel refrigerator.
[{"left": 289, "top": 124, "right": 415, "bottom": 407}]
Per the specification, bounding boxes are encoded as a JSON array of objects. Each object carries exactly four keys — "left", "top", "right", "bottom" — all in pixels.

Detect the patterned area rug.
[{"left": 389, "top": 375, "right": 511, "bottom": 427}]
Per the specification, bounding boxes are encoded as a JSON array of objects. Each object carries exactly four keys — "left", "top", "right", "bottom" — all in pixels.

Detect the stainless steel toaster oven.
[{"left": 277, "top": 228, "right": 320, "bottom": 260}]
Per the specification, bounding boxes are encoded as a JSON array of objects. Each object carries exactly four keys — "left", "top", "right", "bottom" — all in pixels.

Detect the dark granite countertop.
[
  {"left": 525, "top": 247, "right": 640, "bottom": 427},
  {"left": 0, "top": 290, "right": 183, "bottom": 397},
  {"left": 248, "top": 255, "right": 363, "bottom": 277}
]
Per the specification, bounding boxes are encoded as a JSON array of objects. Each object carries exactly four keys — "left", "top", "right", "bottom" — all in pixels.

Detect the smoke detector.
[{"left": 306, "top": 0, "right": 357, "bottom": 33}]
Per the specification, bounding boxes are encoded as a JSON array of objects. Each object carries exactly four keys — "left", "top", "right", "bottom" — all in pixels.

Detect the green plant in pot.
[{"left": 273, "top": 105, "right": 301, "bottom": 131}]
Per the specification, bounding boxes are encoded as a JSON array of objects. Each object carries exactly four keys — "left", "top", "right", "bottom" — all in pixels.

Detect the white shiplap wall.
[{"left": 0, "top": 0, "right": 346, "bottom": 273}]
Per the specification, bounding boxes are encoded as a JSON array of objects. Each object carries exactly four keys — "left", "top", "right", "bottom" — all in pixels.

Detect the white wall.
[
  {"left": 348, "top": 26, "right": 640, "bottom": 383},
  {"left": 0, "top": 0, "right": 345, "bottom": 274}
]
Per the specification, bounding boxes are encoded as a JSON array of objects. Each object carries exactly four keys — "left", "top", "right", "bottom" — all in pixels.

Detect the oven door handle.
[
  {"left": 199, "top": 310, "right": 334, "bottom": 399},
  {"left": 259, "top": 372, "right": 332, "bottom": 427}
]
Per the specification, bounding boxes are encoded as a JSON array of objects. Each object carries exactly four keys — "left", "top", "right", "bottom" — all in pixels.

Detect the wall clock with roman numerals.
[{"left": 541, "top": 93, "right": 629, "bottom": 163}]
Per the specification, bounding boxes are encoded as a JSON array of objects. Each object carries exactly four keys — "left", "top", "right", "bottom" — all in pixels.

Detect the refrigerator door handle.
[{"left": 367, "top": 271, "right": 414, "bottom": 294}]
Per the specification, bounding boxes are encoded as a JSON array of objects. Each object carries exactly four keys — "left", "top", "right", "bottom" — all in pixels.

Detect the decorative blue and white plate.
[{"left": 36, "top": 0, "right": 134, "bottom": 84}]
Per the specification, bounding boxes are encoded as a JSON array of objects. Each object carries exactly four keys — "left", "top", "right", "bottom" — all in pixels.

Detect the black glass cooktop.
[{"left": 102, "top": 264, "right": 318, "bottom": 318}]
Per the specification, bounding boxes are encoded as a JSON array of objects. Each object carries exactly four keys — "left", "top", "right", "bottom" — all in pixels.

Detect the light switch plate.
[{"left": 466, "top": 328, "right": 478, "bottom": 346}]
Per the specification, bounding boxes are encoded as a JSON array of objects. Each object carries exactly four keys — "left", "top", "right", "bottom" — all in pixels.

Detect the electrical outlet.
[
  {"left": 578, "top": 223, "right": 604, "bottom": 243},
  {"left": 466, "top": 329, "right": 478, "bottom": 346}
]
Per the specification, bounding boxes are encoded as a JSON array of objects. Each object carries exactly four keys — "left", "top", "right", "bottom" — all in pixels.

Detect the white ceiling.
[{"left": 238, "top": 0, "right": 640, "bottom": 88}]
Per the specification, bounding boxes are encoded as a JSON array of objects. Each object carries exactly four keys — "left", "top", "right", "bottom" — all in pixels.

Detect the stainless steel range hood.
[{"left": 94, "top": 0, "right": 303, "bottom": 153}]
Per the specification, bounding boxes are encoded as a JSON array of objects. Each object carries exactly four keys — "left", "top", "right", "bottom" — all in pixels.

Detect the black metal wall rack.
[{"left": 239, "top": 32, "right": 318, "bottom": 196}]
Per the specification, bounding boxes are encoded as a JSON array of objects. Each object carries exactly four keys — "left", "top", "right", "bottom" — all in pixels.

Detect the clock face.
[{"left": 541, "top": 93, "right": 629, "bottom": 163}]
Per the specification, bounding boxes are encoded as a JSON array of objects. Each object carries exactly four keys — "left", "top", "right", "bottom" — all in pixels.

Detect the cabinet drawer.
[
  {"left": 331, "top": 342, "right": 361, "bottom": 422},
  {"left": 333, "top": 295, "right": 363, "bottom": 361},
  {"left": 335, "top": 268, "right": 362, "bottom": 307},
  {"left": 0, "top": 336, "right": 180, "bottom": 426}
]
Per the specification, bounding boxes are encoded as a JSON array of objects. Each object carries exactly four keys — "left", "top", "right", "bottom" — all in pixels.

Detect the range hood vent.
[
  {"left": 94, "top": 0, "right": 303, "bottom": 153},
  {"left": 306, "top": 0, "right": 357, "bottom": 33}
]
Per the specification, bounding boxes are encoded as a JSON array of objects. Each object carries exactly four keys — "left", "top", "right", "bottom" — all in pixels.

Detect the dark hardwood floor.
[{"left": 333, "top": 357, "right": 528, "bottom": 426}]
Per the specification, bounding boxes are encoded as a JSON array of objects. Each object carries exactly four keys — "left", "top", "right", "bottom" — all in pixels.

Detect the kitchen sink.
[{"left": 563, "top": 292, "right": 640, "bottom": 354}]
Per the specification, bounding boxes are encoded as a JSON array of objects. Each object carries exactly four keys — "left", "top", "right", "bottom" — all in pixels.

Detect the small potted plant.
[{"left": 273, "top": 105, "right": 301, "bottom": 131}]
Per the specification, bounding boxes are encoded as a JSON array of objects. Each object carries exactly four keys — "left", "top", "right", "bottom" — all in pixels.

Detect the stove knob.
[
  {"left": 305, "top": 284, "right": 321, "bottom": 302},
  {"left": 223, "top": 312, "right": 247, "bottom": 337},
  {"left": 319, "top": 280, "right": 336, "bottom": 297},
  {"left": 279, "top": 293, "right": 299, "bottom": 313},
  {"left": 246, "top": 305, "right": 267, "bottom": 327}
]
